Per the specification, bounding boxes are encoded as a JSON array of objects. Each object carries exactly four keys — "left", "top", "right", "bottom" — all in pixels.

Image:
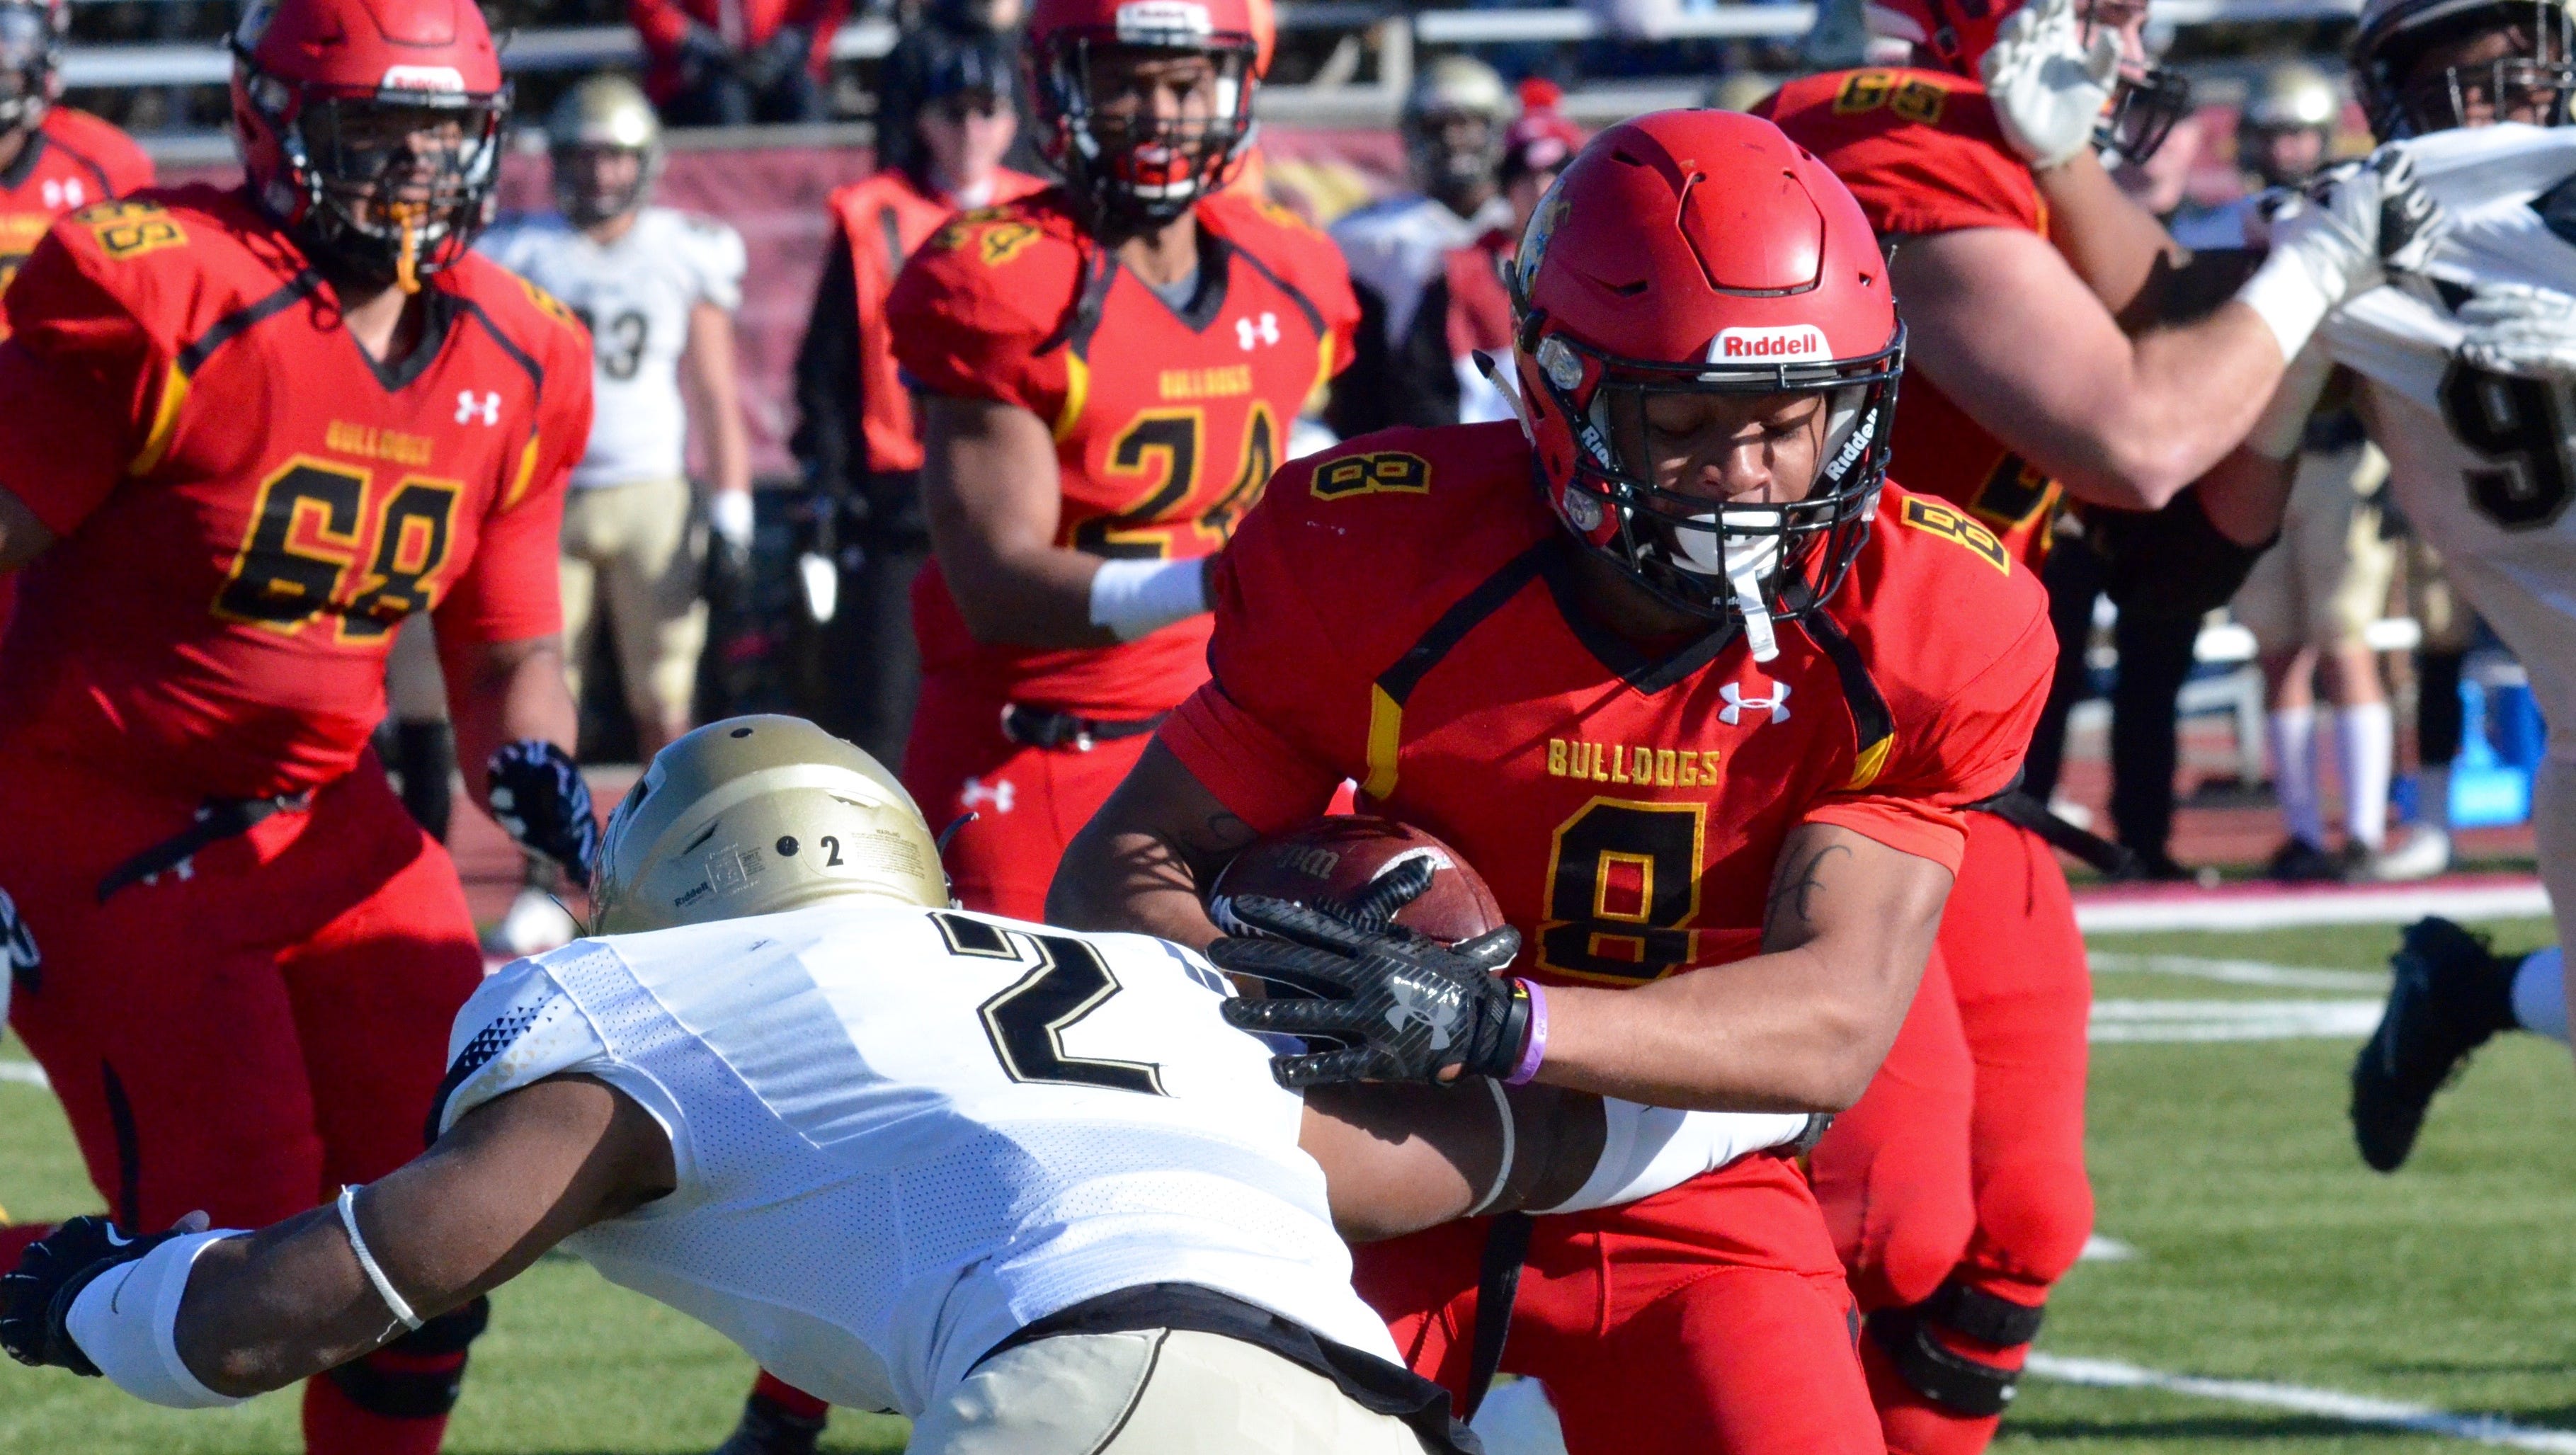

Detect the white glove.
[
  {"left": 706, "top": 489, "right": 756, "bottom": 552},
  {"left": 1979, "top": 0, "right": 2121, "bottom": 171},
  {"left": 2456, "top": 283, "right": 2576, "bottom": 383},
  {"left": 2237, "top": 144, "right": 2451, "bottom": 359}
]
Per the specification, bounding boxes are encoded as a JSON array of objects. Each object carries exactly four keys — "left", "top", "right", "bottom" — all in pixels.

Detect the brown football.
[{"left": 1209, "top": 816, "right": 1505, "bottom": 945}]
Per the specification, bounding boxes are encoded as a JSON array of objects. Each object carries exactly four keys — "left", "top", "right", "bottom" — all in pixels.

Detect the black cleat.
[
  {"left": 711, "top": 1393, "right": 827, "bottom": 1455},
  {"left": 2349, "top": 918, "right": 2520, "bottom": 1172}
]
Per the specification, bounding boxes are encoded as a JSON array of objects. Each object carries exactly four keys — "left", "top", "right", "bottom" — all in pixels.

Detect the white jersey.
[
  {"left": 435, "top": 901, "right": 1396, "bottom": 1418},
  {"left": 2318, "top": 123, "right": 2576, "bottom": 748},
  {"left": 479, "top": 207, "right": 746, "bottom": 489}
]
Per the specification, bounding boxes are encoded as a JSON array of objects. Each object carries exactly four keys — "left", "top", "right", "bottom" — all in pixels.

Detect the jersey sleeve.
[
  {"left": 435, "top": 313, "right": 592, "bottom": 645},
  {"left": 0, "top": 224, "right": 169, "bottom": 536},
  {"left": 433, "top": 954, "right": 615, "bottom": 1137},
  {"left": 884, "top": 212, "right": 1071, "bottom": 417},
  {"left": 686, "top": 215, "right": 748, "bottom": 313},
  {"left": 1155, "top": 456, "right": 1374, "bottom": 832},
  {"left": 1797, "top": 596, "right": 2054, "bottom": 872}
]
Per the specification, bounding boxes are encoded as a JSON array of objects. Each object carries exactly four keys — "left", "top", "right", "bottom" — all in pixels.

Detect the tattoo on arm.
[{"left": 1762, "top": 842, "right": 1852, "bottom": 942}]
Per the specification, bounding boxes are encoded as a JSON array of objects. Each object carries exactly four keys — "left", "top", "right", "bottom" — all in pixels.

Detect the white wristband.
[
  {"left": 2234, "top": 246, "right": 2345, "bottom": 363},
  {"left": 64, "top": 1231, "right": 249, "bottom": 1409},
  {"left": 1088, "top": 557, "right": 1209, "bottom": 641},
  {"left": 707, "top": 489, "right": 755, "bottom": 549},
  {"left": 338, "top": 1184, "right": 423, "bottom": 1332},
  {"left": 1534, "top": 1102, "right": 1812, "bottom": 1214}
]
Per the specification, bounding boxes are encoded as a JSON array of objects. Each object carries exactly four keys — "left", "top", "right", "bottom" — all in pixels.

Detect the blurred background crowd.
[{"left": 46, "top": 0, "right": 2544, "bottom": 910}]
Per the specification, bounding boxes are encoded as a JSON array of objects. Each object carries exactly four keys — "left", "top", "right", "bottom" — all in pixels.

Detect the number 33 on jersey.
[
  {"left": 887, "top": 189, "right": 1359, "bottom": 564},
  {"left": 0, "top": 183, "right": 592, "bottom": 799}
]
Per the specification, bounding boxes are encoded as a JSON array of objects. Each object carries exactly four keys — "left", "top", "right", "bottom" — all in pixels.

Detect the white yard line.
[
  {"left": 2027, "top": 1353, "right": 2576, "bottom": 1451},
  {"left": 2089, "top": 998, "right": 2384, "bottom": 1042},
  {"left": 0, "top": 1059, "right": 49, "bottom": 1090},
  {"left": 2090, "top": 952, "right": 2389, "bottom": 991},
  {"left": 2077, "top": 881, "right": 2549, "bottom": 932},
  {"left": 2079, "top": 1233, "right": 2141, "bottom": 1262}
]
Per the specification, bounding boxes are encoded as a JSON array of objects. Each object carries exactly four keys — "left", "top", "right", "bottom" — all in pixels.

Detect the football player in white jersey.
[
  {"left": 0, "top": 716, "right": 1812, "bottom": 1454},
  {"left": 479, "top": 72, "right": 756, "bottom": 955},
  {"left": 2204, "top": 0, "right": 2576, "bottom": 1168}
]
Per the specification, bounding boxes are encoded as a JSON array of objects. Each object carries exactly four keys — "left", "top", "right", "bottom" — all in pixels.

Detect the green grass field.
[{"left": 1, "top": 915, "right": 2568, "bottom": 1453}]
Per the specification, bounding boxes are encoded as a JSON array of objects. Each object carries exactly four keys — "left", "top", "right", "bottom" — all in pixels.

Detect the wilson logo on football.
[{"left": 1710, "top": 326, "right": 1830, "bottom": 364}]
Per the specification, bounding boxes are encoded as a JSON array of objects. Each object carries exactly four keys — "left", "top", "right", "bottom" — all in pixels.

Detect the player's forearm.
[
  {"left": 444, "top": 635, "right": 578, "bottom": 804},
  {"left": 172, "top": 1209, "right": 416, "bottom": 1396},
  {"left": 932, "top": 534, "right": 1124, "bottom": 649},
  {"left": 2036, "top": 150, "right": 2188, "bottom": 319},
  {"left": 1046, "top": 741, "right": 1260, "bottom": 947},
  {"left": 1299, "top": 1082, "right": 1601, "bottom": 1243},
  {"left": 2057, "top": 307, "right": 2289, "bottom": 510},
  {"left": 1533, "top": 830, "right": 1950, "bottom": 1110},
  {"left": 685, "top": 308, "right": 754, "bottom": 498}
]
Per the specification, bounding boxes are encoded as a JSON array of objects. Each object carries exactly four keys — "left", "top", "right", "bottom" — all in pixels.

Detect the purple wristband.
[{"left": 1503, "top": 978, "right": 1549, "bottom": 1085}]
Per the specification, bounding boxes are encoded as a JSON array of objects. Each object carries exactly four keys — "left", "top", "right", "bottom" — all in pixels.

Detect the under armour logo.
[
  {"left": 1719, "top": 680, "right": 1791, "bottom": 726},
  {"left": 1236, "top": 312, "right": 1280, "bottom": 350},
  {"left": 1384, "top": 982, "right": 1460, "bottom": 1052},
  {"left": 960, "top": 776, "right": 1015, "bottom": 814},
  {"left": 455, "top": 390, "right": 501, "bottom": 426}
]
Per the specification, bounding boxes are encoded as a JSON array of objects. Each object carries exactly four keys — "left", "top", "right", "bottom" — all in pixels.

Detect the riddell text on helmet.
[{"left": 1710, "top": 325, "right": 1831, "bottom": 363}]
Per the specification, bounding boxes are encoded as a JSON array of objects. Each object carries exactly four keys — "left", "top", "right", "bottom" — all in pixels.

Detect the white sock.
[
  {"left": 2418, "top": 764, "right": 2452, "bottom": 833},
  {"left": 2336, "top": 703, "right": 2394, "bottom": 850},
  {"left": 2511, "top": 946, "right": 2568, "bottom": 1043},
  {"left": 2270, "top": 706, "right": 2325, "bottom": 846}
]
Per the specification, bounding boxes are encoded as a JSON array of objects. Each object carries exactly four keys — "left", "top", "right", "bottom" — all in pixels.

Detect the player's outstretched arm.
[
  {"left": 0, "top": 484, "right": 57, "bottom": 573},
  {"left": 921, "top": 395, "right": 1213, "bottom": 650},
  {"left": 2, "top": 1076, "right": 672, "bottom": 1405},
  {"left": 1049, "top": 740, "right": 1260, "bottom": 950}
]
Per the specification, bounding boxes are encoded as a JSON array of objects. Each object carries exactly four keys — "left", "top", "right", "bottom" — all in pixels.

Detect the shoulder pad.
[{"left": 433, "top": 953, "right": 612, "bottom": 1139}]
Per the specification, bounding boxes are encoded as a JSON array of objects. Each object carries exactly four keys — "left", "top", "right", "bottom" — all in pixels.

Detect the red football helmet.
[
  {"left": 1867, "top": 0, "right": 2190, "bottom": 161},
  {"left": 0, "top": 0, "right": 64, "bottom": 136},
  {"left": 230, "top": 0, "right": 509, "bottom": 290},
  {"left": 1026, "top": 0, "right": 1260, "bottom": 229},
  {"left": 1509, "top": 110, "right": 1903, "bottom": 658}
]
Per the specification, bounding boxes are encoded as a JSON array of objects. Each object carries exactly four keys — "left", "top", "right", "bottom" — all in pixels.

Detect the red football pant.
[
  {"left": 1809, "top": 814, "right": 2093, "bottom": 1454},
  {"left": 1355, "top": 1153, "right": 1882, "bottom": 1454},
  {"left": 900, "top": 675, "right": 1158, "bottom": 920},
  {"left": 0, "top": 746, "right": 484, "bottom": 1454}
]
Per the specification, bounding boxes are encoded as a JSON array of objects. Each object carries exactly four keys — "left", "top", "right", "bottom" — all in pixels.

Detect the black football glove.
[
  {"left": 1212, "top": 894, "right": 1528, "bottom": 1089},
  {"left": 486, "top": 740, "right": 599, "bottom": 882},
  {"left": 1, "top": 1216, "right": 198, "bottom": 1376}
]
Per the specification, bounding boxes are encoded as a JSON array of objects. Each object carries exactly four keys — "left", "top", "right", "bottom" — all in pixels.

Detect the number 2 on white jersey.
[{"left": 930, "top": 911, "right": 1168, "bottom": 1095}]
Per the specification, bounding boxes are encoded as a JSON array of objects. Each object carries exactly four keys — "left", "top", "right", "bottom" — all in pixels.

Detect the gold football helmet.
[{"left": 590, "top": 715, "right": 947, "bottom": 934}]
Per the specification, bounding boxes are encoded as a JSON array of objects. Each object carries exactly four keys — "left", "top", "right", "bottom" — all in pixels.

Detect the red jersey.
[
  {"left": 1161, "top": 423, "right": 2053, "bottom": 988},
  {"left": 0, "top": 108, "right": 154, "bottom": 329},
  {"left": 823, "top": 165, "right": 1046, "bottom": 477},
  {"left": 1757, "top": 69, "right": 2063, "bottom": 569},
  {"left": 888, "top": 186, "right": 1359, "bottom": 718},
  {"left": 0, "top": 185, "right": 592, "bottom": 800}
]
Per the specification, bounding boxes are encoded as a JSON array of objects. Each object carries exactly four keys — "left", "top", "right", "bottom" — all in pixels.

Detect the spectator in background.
[
  {"left": 1325, "top": 55, "right": 1514, "bottom": 435},
  {"left": 479, "top": 74, "right": 752, "bottom": 952},
  {"left": 789, "top": 25, "right": 1042, "bottom": 768},
  {"left": 631, "top": 0, "right": 847, "bottom": 125}
]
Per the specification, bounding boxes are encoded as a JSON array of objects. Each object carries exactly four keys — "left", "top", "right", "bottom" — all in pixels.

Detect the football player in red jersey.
[
  {"left": 884, "top": 0, "right": 1357, "bottom": 923},
  {"left": 0, "top": 0, "right": 152, "bottom": 641},
  {"left": 0, "top": 0, "right": 594, "bottom": 1449},
  {"left": 1748, "top": 6, "right": 2443, "bottom": 1449},
  {"left": 1051, "top": 110, "right": 2056, "bottom": 1454}
]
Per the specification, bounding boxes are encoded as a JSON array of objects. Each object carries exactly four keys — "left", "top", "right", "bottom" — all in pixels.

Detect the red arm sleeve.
[
  {"left": 0, "top": 228, "right": 164, "bottom": 537},
  {"left": 1155, "top": 460, "right": 1369, "bottom": 831},
  {"left": 1797, "top": 602, "right": 2055, "bottom": 872},
  {"left": 435, "top": 333, "right": 592, "bottom": 646}
]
